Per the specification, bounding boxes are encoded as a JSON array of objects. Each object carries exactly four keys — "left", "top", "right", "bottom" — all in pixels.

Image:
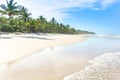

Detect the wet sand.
[{"left": 0, "top": 53, "right": 88, "bottom": 80}]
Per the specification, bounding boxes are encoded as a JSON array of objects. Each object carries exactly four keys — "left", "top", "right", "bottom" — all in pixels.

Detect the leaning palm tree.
[{"left": 0, "top": 0, "right": 20, "bottom": 18}]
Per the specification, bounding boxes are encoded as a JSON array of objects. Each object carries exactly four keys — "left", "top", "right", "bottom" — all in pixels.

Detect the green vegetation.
[{"left": 0, "top": 0, "right": 95, "bottom": 34}]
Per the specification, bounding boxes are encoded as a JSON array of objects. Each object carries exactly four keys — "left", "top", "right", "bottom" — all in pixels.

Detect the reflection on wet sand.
[{"left": 0, "top": 48, "right": 88, "bottom": 80}]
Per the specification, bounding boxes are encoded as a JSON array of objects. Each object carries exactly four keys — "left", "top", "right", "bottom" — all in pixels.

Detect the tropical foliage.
[
  {"left": 0, "top": 0, "right": 95, "bottom": 34},
  {"left": 0, "top": 0, "right": 21, "bottom": 18}
]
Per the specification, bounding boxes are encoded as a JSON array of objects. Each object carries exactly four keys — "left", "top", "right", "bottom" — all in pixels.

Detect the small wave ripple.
[{"left": 63, "top": 52, "right": 120, "bottom": 80}]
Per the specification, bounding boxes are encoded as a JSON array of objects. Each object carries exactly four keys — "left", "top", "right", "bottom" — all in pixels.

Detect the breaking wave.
[{"left": 63, "top": 52, "right": 120, "bottom": 80}]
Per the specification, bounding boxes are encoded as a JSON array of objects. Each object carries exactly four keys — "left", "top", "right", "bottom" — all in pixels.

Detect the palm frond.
[
  {"left": 13, "top": 2, "right": 17, "bottom": 7},
  {"left": 13, "top": 10, "right": 21, "bottom": 15},
  {"left": 0, "top": 10, "right": 7, "bottom": 14},
  {"left": 9, "top": 0, "right": 14, "bottom": 6}
]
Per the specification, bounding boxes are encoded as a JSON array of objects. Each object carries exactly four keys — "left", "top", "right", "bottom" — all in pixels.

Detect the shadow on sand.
[
  {"left": 0, "top": 37, "right": 13, "bottom": 39},
  {"left": 18, "top": 36, "right": 54, "bottom": 40}
]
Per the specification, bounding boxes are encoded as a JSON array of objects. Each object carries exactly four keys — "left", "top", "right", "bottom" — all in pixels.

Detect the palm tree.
[
  {"left": 19, "top": 6, "right": 31, "bottom": 32},
  {"left": 50, "top": 18, "right": 56, "bottom": 24},
  {"left": 50, "top": 18, "right": 57, "bottom": 33},
  {"left": 19, "top": 6, "right": 31, "bottom": 23},
  {"left": 38, "top": 16, "right": 46, "bottom": 23},
  {"left": 36, "top": 16, "right": 47, "bottom": 32},
  {"left": 0, "top": 0, "right": 20, "bottom": 18}
]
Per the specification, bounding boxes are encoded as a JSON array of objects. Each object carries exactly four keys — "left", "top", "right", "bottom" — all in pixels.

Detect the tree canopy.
[{"left": 0, "top": 0, "right": 95, "bottom": 34}]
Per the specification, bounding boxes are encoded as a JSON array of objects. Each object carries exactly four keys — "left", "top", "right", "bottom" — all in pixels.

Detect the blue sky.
[
  {"left": 0, "top": 0, "right": 120, "bottom": 34},
  {"left": 63, "top": 2, "right": 120, "bottom": 34}
]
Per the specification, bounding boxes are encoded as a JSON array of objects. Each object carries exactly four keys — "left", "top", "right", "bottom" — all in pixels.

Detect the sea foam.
[{"left": 63, "top": 52, "right": 120, "bottom": 80}]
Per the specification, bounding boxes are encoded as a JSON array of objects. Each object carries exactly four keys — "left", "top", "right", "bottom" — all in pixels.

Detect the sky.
[{"left": 0, "top": 0, "right": 120, "bottom": 34}]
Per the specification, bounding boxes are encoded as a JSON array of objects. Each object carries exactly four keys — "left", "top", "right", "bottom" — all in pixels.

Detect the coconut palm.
[
  {"left": 49, "top": 18, "right": 57, "bottom": 33},
  {"left": 0, "top": 0, "right": 20, "bottom": 18},
  {"left": 19, "top": 6, "right": 31, "bottom": 32},
  {"left": 19, "top": 6, "right": 31, "bottom": 23},
  {"left": 36, "top": 16, "right": 47, "bottom": 32}
]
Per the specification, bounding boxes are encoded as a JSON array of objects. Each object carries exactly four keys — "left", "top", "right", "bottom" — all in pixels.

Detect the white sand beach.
[
  {"left": 1, "top": 34, "right": 120, "bottom": 80},
  {"left": 0, "top": 33, "right": 84, "bottom": 65}
]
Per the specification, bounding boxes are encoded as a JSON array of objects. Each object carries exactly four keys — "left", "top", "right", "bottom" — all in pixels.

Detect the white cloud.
[
  {"left": 0, "top": 0, "right": 118, "bottom": 21},
  {"left": 101, "top": 0, "right": 118, "bottom": 9}
]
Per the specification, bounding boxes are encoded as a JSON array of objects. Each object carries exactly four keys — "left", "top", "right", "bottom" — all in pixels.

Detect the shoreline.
[
  {"left": 63, "top": 52, "right": 120, "bottom": 80},
  {"left": 0, "top": 33, "right": 85, "bottom": 65}
]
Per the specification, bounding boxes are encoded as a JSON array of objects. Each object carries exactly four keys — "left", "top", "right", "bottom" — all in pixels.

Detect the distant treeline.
[{"left": 0, "top": 0, "right": 95, "bottom": 34}]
